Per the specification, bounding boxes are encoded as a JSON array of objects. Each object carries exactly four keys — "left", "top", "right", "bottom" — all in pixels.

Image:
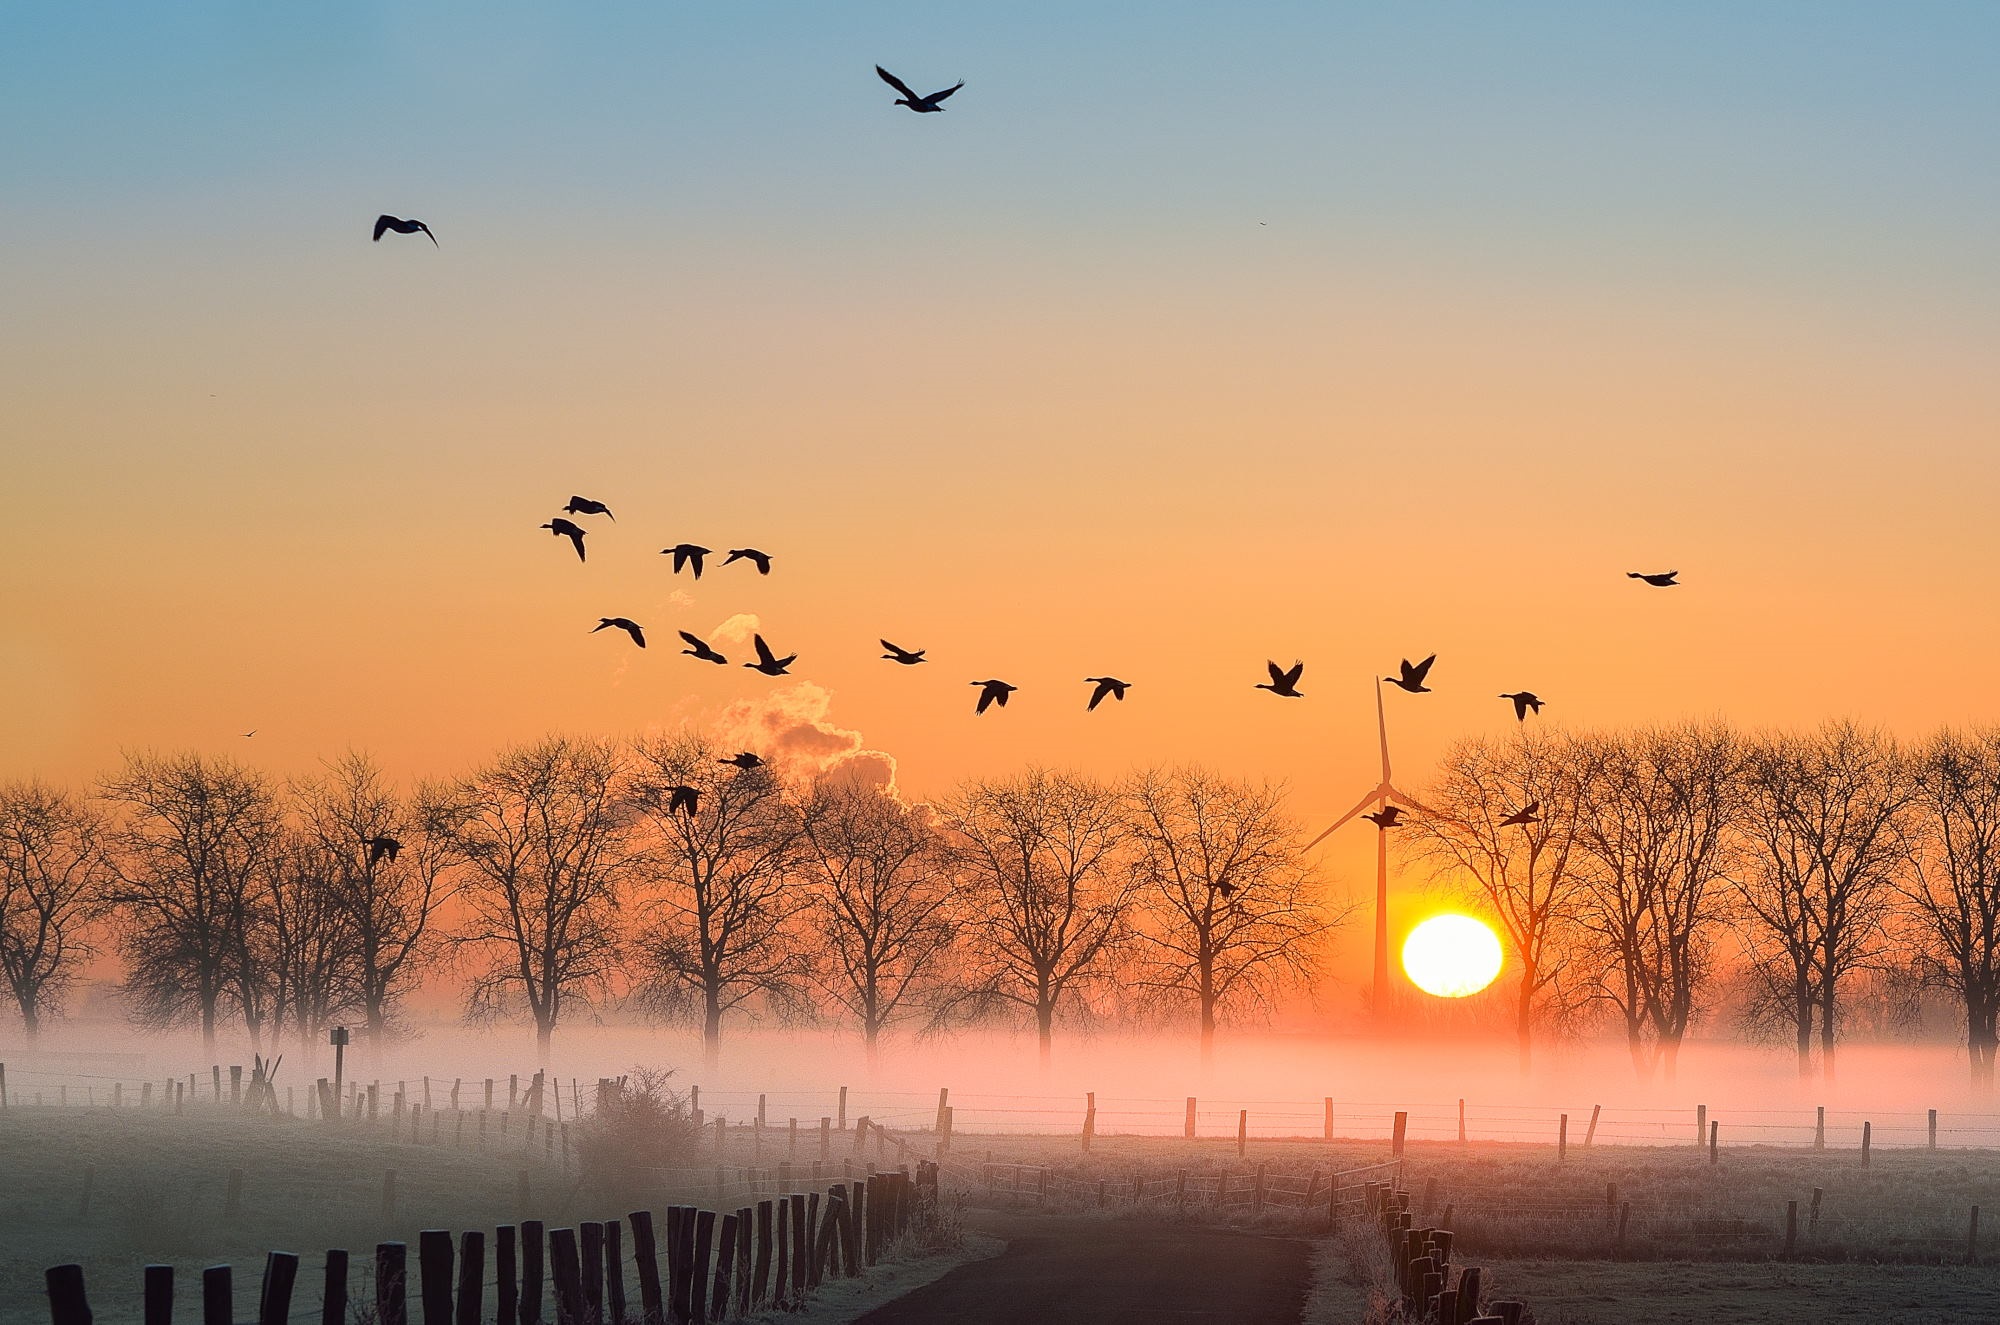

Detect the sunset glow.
[{"left": 1402, "top": 914, "right": 1503, "bottom": 999}]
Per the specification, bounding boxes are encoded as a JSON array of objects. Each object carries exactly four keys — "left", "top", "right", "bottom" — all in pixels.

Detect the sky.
[{"left": 4, "top": 3, "right": 1999, "bottom": 1003}]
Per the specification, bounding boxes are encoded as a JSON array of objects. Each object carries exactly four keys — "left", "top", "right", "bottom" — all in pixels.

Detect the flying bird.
[
  {"left": 1386, "top": 655, "right": 1437, "bottom": 694},
  {"left": 662, "top": 544, "right": 711, "bottom": 579},
  {"left": 875, "top": 65, "right": 964, "bottom": 113},
  {"left": 362, "top": 835, "right": 402, "bottom": 866},
  {"left": 722, "top": 548, "right": 772, "bottom": 575},
  {"left": 372, "top": 214, "right": 437, "bottom": 246},
  {"left": 1500, "top": 803, "right": 1541, "bottom": 827},
  {"left": 744, "top": 634, "right": 796, "bottom": 677},
  {"left": 592, "top": 617, "right": 646, "bottom": 648},
  {"left": 1084, "top": 677, "right": 1130, "bottom": 711},
  {"left": 241, "top": 730, "right": 257, "bottom": 738},
  {"left": 719, "top": 752, "right": 765, "bottom": 771},
  {"left": 1628, "top": 570, "right": 1679, "bottom": 587},
  {"left": 971, "top": 679, "right": 1017, "bottom": 714},
  {"left": 1256, "top": 660, "right": 1306, "bottom": 698},
  {"left": 564, "top": 496, "right": 614, "bottom": 520},
  {"left": 881, "top": 640, "right": 927, "bottom": 665},
  {"left": 667, "top": 786, "right": 700, "bottom": 816},
  {"left": 678, "top": 631, "right": 727, "bottom": 665},
  {"left": 1499, "top": 691, "right": 1544, "bottom": 722},
  {"left": 541, "top": 518, "right": 587, "bottom": 562},
  {"left": 1363, "top": 806, "right": 1405, "bottom": 830}
]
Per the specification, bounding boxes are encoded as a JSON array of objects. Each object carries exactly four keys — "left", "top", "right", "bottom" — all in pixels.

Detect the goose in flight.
[
  {"left": 1363, "top": 806, "right": 1405, "bottom": 830},
  {"left": 678, "top": 631, "right": 727, "bottom": 665},
  {"left": 875, "top": 65, "right": 964, "bottom": 113},
  {"left": 362, "top": 835, "right": 402, "bottom": 866},
  {"left": 881, "top": 640, "right": 927, "bottom": 665},
  {"left": 592, "top": 617, "right": 646, "bottom": 648},
  {"left": 744, "top": 634, "right": 796, "bottom": 676},
  {"left": 971, "top": 679, "right": 1017, "bottom": 714},
  {"left": 1256, "top": 660, "right": 1305, "bottom": 698},
  {"left": 723, "top": 548, "right": 772, "bottom": 575},
  {"left": 1386, "top": 654, "right": 1437, "bottom": 694},
  {"left": 541, "top": 518, "right": 588, "bottom": 562},
  {"left": 1084, "top": 677, "right": 1130, "bottom": 711},
  {"left": 564, "top": 496, "right": 614, "bottom": 520},
  {"left": 719, "top": 752, "right": 765, "bottom": 771},
  {"left": 1499, "top": 691, "right": 1544, "bottom": 722},
  {"left": 1628, "top": 570, "right": 1679, "bottom": 587},
  {"left": 666, "top": 785, "right": 700, "bottom": 816},
  {"left": 372, "top": 214, "right": 437, "bottom": 246},
  {"left": 1500, "top": 803, "right": 1541, "bottom": 827},
  {"left": 241, "top": 730, "right": 257, "bottom": 738},
  {"left": 662, "top": 544, "right": 711, "bottom": 579}
]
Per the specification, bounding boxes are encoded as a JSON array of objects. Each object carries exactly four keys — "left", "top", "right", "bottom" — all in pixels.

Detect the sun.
[{"left": 1402, "top": 914, "right": 1504, "bottom": 998}]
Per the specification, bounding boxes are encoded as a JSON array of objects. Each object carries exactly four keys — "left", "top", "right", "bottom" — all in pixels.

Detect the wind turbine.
[{"left": 1305, "top": 679, "right": 1428, "bottom": 1015}]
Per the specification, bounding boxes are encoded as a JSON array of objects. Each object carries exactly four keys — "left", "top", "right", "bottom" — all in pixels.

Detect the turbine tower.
[{"left": 1305, "top": 679, "right": 1425, "bottom": 1015}]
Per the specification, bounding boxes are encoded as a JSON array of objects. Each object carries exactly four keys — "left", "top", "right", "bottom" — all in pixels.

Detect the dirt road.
[{"left": 854, "top": 1210, "right": 1312, "bottom": 1325}]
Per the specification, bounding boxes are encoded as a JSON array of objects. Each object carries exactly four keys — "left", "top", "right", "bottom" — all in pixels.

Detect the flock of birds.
[{"left": 362, "top": 65, "right": 1686, "bottom": 821}]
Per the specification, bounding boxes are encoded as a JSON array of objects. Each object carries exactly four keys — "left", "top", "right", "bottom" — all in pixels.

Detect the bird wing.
[
  {"left": 927, "top": 81, "right": 965, "bottom": 103},
  {"left": 1087, "top": 681, "right": 1110, "bottom": 711},
  {"left": 752, "top": 635, "right": 777, "bottom": 666},
  {"left": 372, "top": 215, "right": 395, "bottom": 241},
  {"left": 1512, "top": 695, "right": 1529, "bottom": 721},
  {"left": 881, "top": 640, "right": 903, "bottom": 655},
  {"left": 679, "top": 630, "right": 706, "bottom": 649},
  {"left": 1281, "top": 660, "right": 1305, "bottom": 686},
  {"left": 876, "top": 65, "right": 919, "bottom": 99},
  {"left": 1409, "top": 654, "right": 1437, "bottom": 682},
  {"left": 630, "top": 625, "right": 646, "bottom": 648},
  {"left": 418, "top": 222, "right": 438, "bottom": 246},
  {"left": 976, "top": 688, "right": 994, "bottom": 714},
  {"left": 567, "top": 531, "right": 586, "bottom": 562}
]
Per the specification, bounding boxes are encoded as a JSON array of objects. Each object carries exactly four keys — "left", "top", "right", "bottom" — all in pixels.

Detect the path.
[{"left": 854, "top": 1210, "right": 1312, "bottom": 1325}]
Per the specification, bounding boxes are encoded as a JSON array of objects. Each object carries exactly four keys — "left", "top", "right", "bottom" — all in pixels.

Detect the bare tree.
[
  {"left": 629, "top": 733, "right": 807, "bottom": 1071},
  {"left": 1404, "top": 732, "right": 1590, "bottom": 1074},
  {"left": 1900, "top": 727, "right": 2000, "bottom": 1092},
  {"left": 100, "top": 752, "right": 280, "bottom": 1054},
  {"left": 945, "top": 768, "right": 1135, "bottom": 1070},
  {"left": 796, "top": 778, "right": 961, "bottom": 1068},
  {"left": 245, "top": 830, "right": 359, "bottom": 1052},
  {"left": 1571, "top": 724, "right": 1743, "bottom": 1083},
  {"left": 428, "top": 736, "right": 631, "bottom": 1062},
  {"left": 295, "top": 753, "right": 452, "bottom": 1054},
  {"left": 1123, "top": 766, "right": 1334, "bottom": 1069},
  {"left": 0, "top": 780, "right": 112, "bottom": 1036},
  {"left": 1732, "top": 722, "right": 1910, "bottom": 1083}
]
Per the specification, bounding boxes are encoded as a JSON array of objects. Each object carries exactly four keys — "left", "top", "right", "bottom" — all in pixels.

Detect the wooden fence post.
[
  {"left": 788, "top": 1194, "right": 808, "bottom": 1298},
  {"left": 604, "top": 1221, "right": 626, "bottom": 1325},
  {"left": 1585, "top": 1103, "right": 1601, "bottom": 1146},
  {"left": 580, "top": 1223, "right": 604, "bottom": 1325},
  {"left": 753, "top": 1201, "right": 774, "bottom": 1306},
  {"left": 630, "top": 1210, "right": 663, "bottom": 1323},
  {"left": 46, "top": 1265, "right": 91, "bottom": 1325},
  {"left": 1784, "top": 1200, "right": 1798, "bottom": 1258},
  {"left": 1457, "top": 1098, "right": 1467, "bottom": 1145},
  {"left": 1815, "top": 1105, "right": 1825, "bottom": 1151},
  {"left": 418, "top": 1229, "right": 454, "bottom": 1325},
  {"left": 1810, "top": 1186, "right": 1823, "bottom": 1234},
  {"left": 1083, "top": 1092, "right": 1096, "bottom": 1152},
  {"left": 820, "top": 1116, "right": 832, "bottom": 1159},
  {"left": 1615, "top": 1203, "right": 1630, "bottom": 1260},
  {"left": 496, "top": 1227, "right": 518, "bottom": 1325},
  {"left": 1323, "top": 1097, "right": 1334, "bottom": 1141},
  {"left": 144, "top": 1264, "right": 173, "bottom": 1325},
  {"left": 456, "top": 1232, "right": 485, "bottom": 1325},
  {"left": 1559, "top": 1113, "right": 1568, "bottom": 1161},
  {"left": 321, "top": 1250, "right": 348, "bottom": 1325},
  {"left": 837, "top": 1085, "right": 847, "bottom": 1132},
  {"left": 713, "top": 1213, "right": 739, "bottom": 1316},
  {"left": 520, "top": 1221, "right": 545, "bottom": 1325},
  {"left": 1862, "top": 1121, "right": 1872, "bottom": 1168},
  {"left": 1709, "top": 1120, "right": 1718, "bottom": 1165},
  {"left": 1392, "top": 1111, "right": 1408, "bottom": 1157},
  {"left": 376, "top": 1243, "right": 408, "bottom": 1325},
  {"left": 1930, "top": 1109, "right": 1939, "bottom": 1150},
  {"left": 1696, "top": 1103, "right": 1706, "bottom": 1146},
  {"left": 549, "top": 1228, "right": 585, "bottom": 1325},
  {"left": 202, "top": 1265, "right": 233, "bottom": 1325},
  {"left": 1237, "top": 1109, "right": 1248, "bottom": 1157},
  {"left": 694, "top": 1209, "right": 718, "bottom": 1325},
  {"left": 1185, "top": 1097, "right": 1197, "bottom": 1139},
  {"left": 1605, "top": 1182, "right": 1618, "bottom": 1229},
  {"left": 258, "top": 1252, "right": 299, "bottom": 1325}
]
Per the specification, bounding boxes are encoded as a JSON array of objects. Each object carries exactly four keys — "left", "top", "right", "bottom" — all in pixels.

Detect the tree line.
[
  {"left": 0, "top": 738, "right": 1337, "bottom": 1069},
  {"left": 1410, "top": 720, "right": 2000, "bottom": 1090}
]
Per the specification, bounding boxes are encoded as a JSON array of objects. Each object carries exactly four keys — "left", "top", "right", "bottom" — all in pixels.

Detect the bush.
[{"left": 572, "top": 1066, "right": 702, "bottom": 1204}]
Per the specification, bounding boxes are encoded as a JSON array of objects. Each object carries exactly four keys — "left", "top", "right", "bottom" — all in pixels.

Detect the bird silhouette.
[
  {"left": 667, "top": 786, "right": 700, "bottom": 816},
  {"left": 881, "top": 640, "right": 927, "bottom": 665},
  {"left": 1084, "top": 677, "right": 1130, "bottom": 711},
  {"left": 564, "top": 496, "right": 614, "bottom": 520},
  {"left": 1256, "top": 660, "right": 1306, "bottom": 698},
  {"left": 241, "top": 730, "right": 257, "bottom": 738},
  {"left": 971, "top": 679, "right": 1017, "bottom": 714},
  {"left": 592, "top": 618, "right": 646, "bottom": 648},
  {"left": 1500, "top": 803, "right": 1541, "bottom": 827},
  {"left": 875, "top": 65, "right": 964, "bottom": 113},
  {"left": 1499, "top": 691, "right": 1544, "bottom": 722},
  {"left": 372, "top": 215, "right": 437, "bottom": 246},
  {"left": 1386, "top": 655, "right": 1437, "bottom": 694},
  {"left": 719, "top": 752, "right": 764, "bottom": 771},
  {"left": 677, "top": 631, "right": 728, "bottom": 664},
  {"left": 362, "top": 834, "right": 402, "bottom": 865},
  {"left": 662, "top": 544, "right": 710, "bottom": 579},
  {"left": 722, "top": 548, "right": 772, "bottom": 575},
  {"left": 1363, "top": 806, "right": 1405, "bottom": 830},
  {"left": 541, "top": 518, "right": 588, "bottom": 562},
  {"left": 1628, "top": 570, "right": 1679, "bottom": 587},
  {"left": 744, "top": 634, "right": 796, "bottom": 677},
  {"left": 1208, "top": 879, "right": 1239, "bottom": 898}
]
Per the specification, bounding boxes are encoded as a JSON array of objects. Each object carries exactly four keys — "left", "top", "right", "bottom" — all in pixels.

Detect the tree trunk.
[
  {"left": 1036, "top": 1002, "right": 1054, "bottom": 1073},
  {"left": 1198, "top": 1000, "right": 1216, "bottom": 1073},
  {"left": 1819, "top": 991, "right": 1838, "bottom": 1085},
  {"left": 1794, "top": 974, "right": 1814, "bottom": 1082},
  {"left": 703, "top": 992, "right": 723, "bottom": 1072},
  {"left": 19, "top": 1001, "right": 40, "bottom": 1039},
  {"left": 1515, "top": 961, "right": 1536, "bottom": 1077},
  {"left": 864, "top": 1023, "right": 881, "bottom": 1074},
  {"left": 536, "top": 1018, "right": 554, "bottom": 1065}
]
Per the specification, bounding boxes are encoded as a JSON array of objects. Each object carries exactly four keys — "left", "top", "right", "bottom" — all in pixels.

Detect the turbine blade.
[
  {"left": 1304, "top": 786, "right": 1390, "bottom": 851},
  {"left": 1376, "top": 677, "right": 1392, "bottom": 782}
]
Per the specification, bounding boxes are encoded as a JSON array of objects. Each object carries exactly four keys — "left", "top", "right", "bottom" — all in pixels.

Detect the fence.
[{"left": 43, "top": 1164, "right": 936, "bottom": 1325}]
